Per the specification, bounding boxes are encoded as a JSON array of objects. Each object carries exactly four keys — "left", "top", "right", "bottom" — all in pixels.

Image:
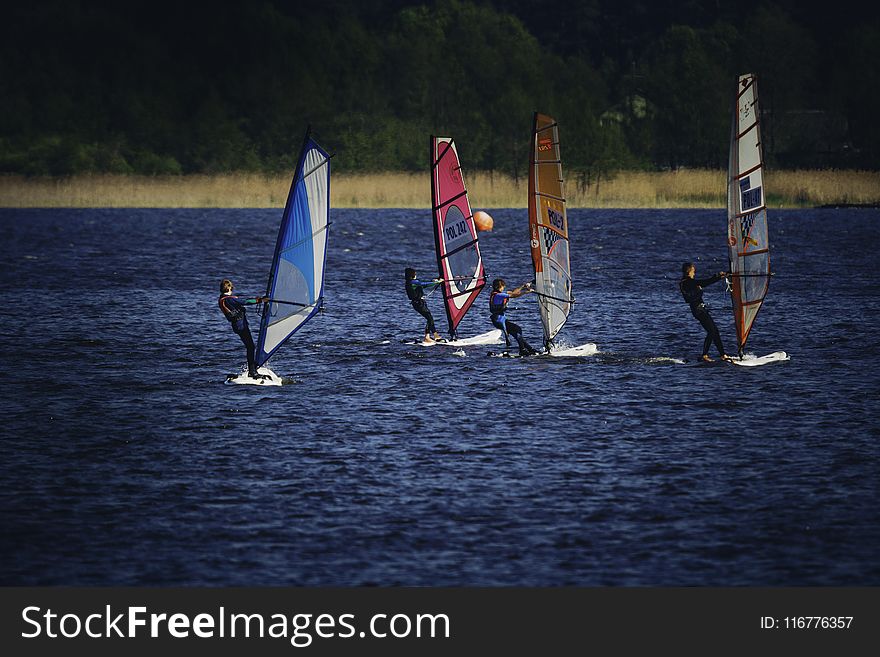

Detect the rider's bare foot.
[{"left": 701, "top": 354, "right": 714, "bottom": 363}]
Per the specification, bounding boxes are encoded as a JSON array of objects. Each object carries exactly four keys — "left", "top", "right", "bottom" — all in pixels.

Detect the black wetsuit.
[
  {"left": 679, "top": 274, "right": 726, "bottom": 358},
  {"left": 405, "top": 278, "right": 440, "bottom": 336},
  {"left": 489, "top": 291, "right": 536, "bottom": 356},
  {"left": 219, "top": 293, "right": 261, "bottom": 377}
]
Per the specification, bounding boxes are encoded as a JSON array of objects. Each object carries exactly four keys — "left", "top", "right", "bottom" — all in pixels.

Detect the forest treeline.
[{"left": 1, "top": 0, "right": 878, "bottom": 179}]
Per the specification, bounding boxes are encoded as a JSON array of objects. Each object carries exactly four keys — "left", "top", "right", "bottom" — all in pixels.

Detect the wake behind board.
[
  {"left": 225, "top": 366, "right": 285, "bottom": 386},
  {"left": 728, "top": 351, "right": 789, "bottom": 367},
  {"left": 487, "top": 350, "right": 539, "bottom": 359},
  {"left": 548, "top": 342, "right": 599, "bottom": 357}
]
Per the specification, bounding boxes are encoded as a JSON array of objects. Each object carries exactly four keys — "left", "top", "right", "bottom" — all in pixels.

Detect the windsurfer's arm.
[
  {"left": 695, "top": 273, "right": 727, "bottom": 287},
  {"left": 414, "top": 278, "right": 443, "bottom": 292},
  {"left": 508, "top": 282, "right": 533, "bottom": 298},
  {"left": 242, "top": 296, "right": 268, "bottom": 305}
]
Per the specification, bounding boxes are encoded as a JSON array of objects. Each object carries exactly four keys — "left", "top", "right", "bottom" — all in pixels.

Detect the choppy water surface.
[{"left": 1, "top": 207, "right": 878, "bottom": 585}]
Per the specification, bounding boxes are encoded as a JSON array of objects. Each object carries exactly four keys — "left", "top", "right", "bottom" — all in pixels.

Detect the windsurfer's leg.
[
  {"left": 696, "top": 311, "right": 716, "bottom": 357},
  {"left": 491, "top": 316, "right": 510, "bottom": 346},
  {"left": 507, "top": 320, "right": 535, "bottom": 355},
  {"left": 412, "top": 301, "right": 435, "bottom": 336},
  {"left": 702, "top": 333, "right": 713, "bottom": 357},
  {"left": 704, "top": 313, "right": 725, "bottom": 357},
  {"left": 236, "top": 327, "right": 258, "bottom": 377},
  {"left": 712, "top": 328, "right": 726, "bottom": 357}
]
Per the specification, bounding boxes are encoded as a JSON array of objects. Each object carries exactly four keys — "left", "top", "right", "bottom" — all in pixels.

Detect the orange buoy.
[{"left": 474, "top": 210, "right": 494, "bottom": 232}]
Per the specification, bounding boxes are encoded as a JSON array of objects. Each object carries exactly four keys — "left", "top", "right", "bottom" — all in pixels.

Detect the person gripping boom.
[
  {"left": 678, "top": 262, "right": 733, "bottom": 363},
  {"left": 404, "top": 267, "right": 446, "bottom": 344},
  {"left": 218, "top": 278, "right": 269, "bottom": 379},
  {"left": 489, "top": 278, "right": 538, "bottom": 356}
]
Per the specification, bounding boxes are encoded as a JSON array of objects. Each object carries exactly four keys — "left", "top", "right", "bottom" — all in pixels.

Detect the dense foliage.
[{"left": 1, "top": 0, "right": 877, "bottom": 176}]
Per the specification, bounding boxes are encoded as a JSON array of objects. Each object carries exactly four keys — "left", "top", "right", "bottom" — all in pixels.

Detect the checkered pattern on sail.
[
  {"left": 740, "top": 212, "right": 756, "bottom": 243},
  {"left": 544, "top": 227, "right": 562, "bottom": 253}
]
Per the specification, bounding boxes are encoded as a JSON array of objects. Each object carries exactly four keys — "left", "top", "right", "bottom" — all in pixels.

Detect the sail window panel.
[
  {"left": 741, "top": 304, "right": 761, "bottom": 344},
  {"left": 538, "top": 240, "right": 572, "bottom": 341},
  {"left": 740, "top": 252, "right": 770, "bottom": 304},
  {"left": 264, "top": 308, "right": 311, "bottom": 354},
  {"left": 442, "top": 204, "right": 480, "bottom": 296}
]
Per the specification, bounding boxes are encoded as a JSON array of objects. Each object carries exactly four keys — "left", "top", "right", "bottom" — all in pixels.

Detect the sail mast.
[
  {"left": 528, "top": 112, "right": 573, "bottom": 349},
  {"left": 430, "top": 135, "right": 485, "bottom": 339},
  {"left": 727, "top": 74, "right": 771, "bottom": 357}
]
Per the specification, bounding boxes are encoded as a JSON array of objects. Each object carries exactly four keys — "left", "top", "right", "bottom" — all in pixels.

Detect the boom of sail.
[
  {"left": 430, "top": 136, "right": 485, "bottom": 339},
  {"left": 727, "top": 74, "right": 770, "bottom": 356},
  {"left": 528, "top": 112, "right": 573, "bottom": 348},
  {"left": 256, "top": 128, "right": 331, "bottom": 366}
]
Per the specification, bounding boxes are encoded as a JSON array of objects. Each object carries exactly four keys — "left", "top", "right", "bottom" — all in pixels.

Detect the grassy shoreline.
[{"left": 1, "top": 170, "right": 878, "bottom": 209}]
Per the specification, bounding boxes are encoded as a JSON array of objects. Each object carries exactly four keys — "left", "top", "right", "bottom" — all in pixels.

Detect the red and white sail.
[{"left": 430, "top": 136, "right": 485, "bottom": 338}]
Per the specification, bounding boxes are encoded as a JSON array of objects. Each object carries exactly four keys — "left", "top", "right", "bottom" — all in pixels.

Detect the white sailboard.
[
  {"left": 416, "top": 329, "right": 503, "bottom": 347},
  {"left": 225, "top": 366, "right": 285, "bottom": 386},
  {"left": 548, "top": 343, "right": 599, "bottom": 358},
  {"left": 727, "top": 351, "right": 789, "bottom": 367}
]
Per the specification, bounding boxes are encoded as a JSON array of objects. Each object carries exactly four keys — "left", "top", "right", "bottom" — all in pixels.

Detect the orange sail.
[{"left": 528, "top": 112, "right": 573, "bottom": 348}]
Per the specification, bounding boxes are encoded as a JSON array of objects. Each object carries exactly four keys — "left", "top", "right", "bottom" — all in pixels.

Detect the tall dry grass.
[{"left": 1, "top": 169, "right": 877, "bottom": 208}]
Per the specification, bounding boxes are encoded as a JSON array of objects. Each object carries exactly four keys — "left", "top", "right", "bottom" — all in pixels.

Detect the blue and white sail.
[{"left": 256, "top": 129, "right": 330, "bottom": 366}]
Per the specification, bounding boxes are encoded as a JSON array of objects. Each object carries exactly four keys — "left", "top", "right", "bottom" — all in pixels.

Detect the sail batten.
[
  {"left": 430, "top": 136, "right": 486, "bottom": 338},
  {"left": 727, "top": 74, "right": 770, "bottom": 355},
  {"left": 529, "top": 112, "right": 573, "bottom": 346},
  {"left": 255, "top": 128, "right": 330, "bottom": 366}
]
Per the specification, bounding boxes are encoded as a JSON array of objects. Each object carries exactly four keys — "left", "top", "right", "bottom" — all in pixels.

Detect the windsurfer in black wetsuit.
[
  {"left": 489, "top": 278, "right": 538, "bottom": 356},
  {"left": 679, "top": 263, "right": 733, "bottom": 363},
  {"left": 218, "top": 278, "right": 268, "bottom": 378},
  {"left": 404, "top": 268, "right": 445, "bottom": 343}
]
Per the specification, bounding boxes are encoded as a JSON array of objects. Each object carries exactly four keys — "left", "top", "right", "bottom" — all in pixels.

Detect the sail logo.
[
  {"left": 740, "top": 211, "right": 759, "bottom": 244},
  {"left": 739, "top": 177, "right": 762, "bottom": 211},
  {"left": 447, "top": 161, "right": 461, "bottom": 184},
  {"left": 544, "top": 227, "right": 561, "bottom": 253},
  {"left": 547, "top": 207, "right": 565, "bottom": 231},
  {"left": 538, "top": 137, "right": 553, "bottom": 152},
  {"left": 443, "top": 205, "right": 479, "bottom": 295}
]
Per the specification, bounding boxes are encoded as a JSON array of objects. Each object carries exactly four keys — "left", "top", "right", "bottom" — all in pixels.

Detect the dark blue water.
[{"left": 1, "top": 207, "right": 878, "bottom": 586}]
